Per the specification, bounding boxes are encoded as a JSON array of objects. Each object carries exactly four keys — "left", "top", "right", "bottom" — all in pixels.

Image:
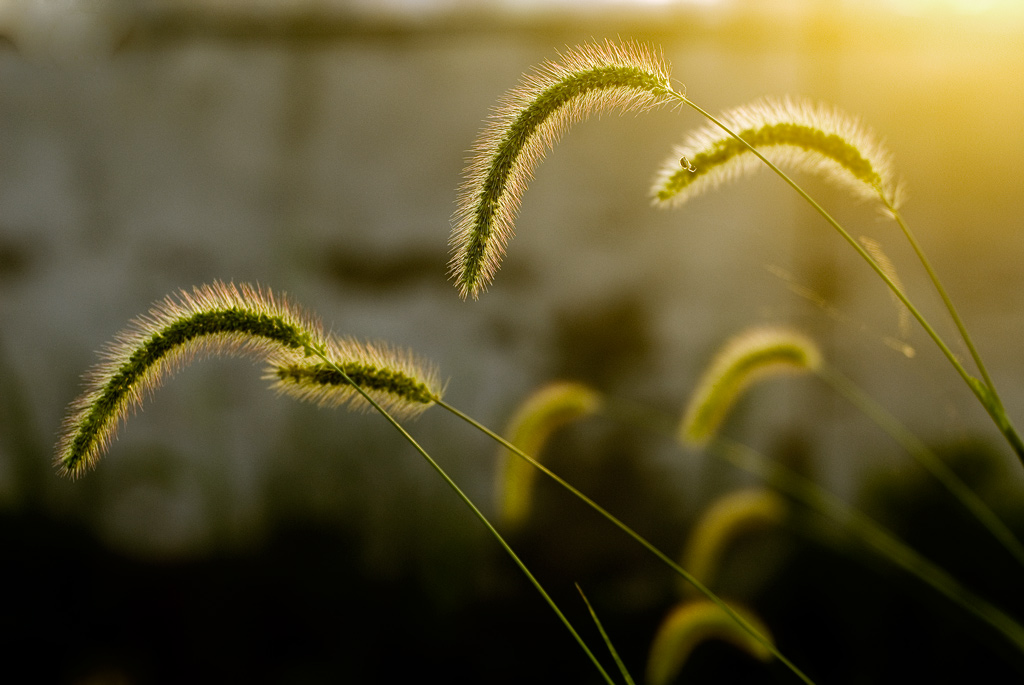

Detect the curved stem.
[
  {"left": 714, "top": 437, "right": 1024, "bottom": 657},
  {"left": 885, "top": 203, "right": 998, "bottom": 397},
  {"left": 306, "top": 346, "right": 618, "bottom": 685},
  {"left": 668, "top": 89, "right": 1024, "bottom": 466},
  {"left": 437, "top": 398, "right": 817, "bottom": 685},
  {"left": 883, "top": 204, "right": 1024, "bottom": 459},
  {"left": 818, "top": 364, "right": 1024, "bottom": 570}
]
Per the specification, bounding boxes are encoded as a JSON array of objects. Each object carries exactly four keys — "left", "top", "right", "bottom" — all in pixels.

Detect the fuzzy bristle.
[
  {"left": 269, "top": 337, "right": 442, "bottom": 418},
  {"left": 55, "top": 282, "right": 321, "bottom": 478},
  {"left": 653, "top": 96, "right": 901, "bottom": 210},
  {"left": 451, "top": 40, "right": 675, "bottom": 299}
]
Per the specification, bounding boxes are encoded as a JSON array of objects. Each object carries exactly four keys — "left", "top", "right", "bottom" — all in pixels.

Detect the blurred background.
[{"left": 3, "top": 0, "right": 1024, "bottom": 682}]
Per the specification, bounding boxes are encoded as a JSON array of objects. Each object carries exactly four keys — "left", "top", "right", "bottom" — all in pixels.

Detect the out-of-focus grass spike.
[
  {"left": 496, "top": 381, "right": 602, "bottom": 528},
  {"left": 646, "top": 599, "right": 774, "bottom": 685},
  {"left": 680, "top": 326, "right": 821, "bottom": 447},
  {"left": 679, "top": 488, "right": 788, "bottom": 597}
]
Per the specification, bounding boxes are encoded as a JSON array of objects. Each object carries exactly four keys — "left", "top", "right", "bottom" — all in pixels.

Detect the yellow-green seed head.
[
  {"left": 495, "top": 381, "right": 603, "bottom": 528},
  {"left": 268, "top": 336, "right": 443, "bottom": 419},
  {"left": 653, "top": 96, "right": 902, "bottom": 210},
  {"left": 55, "top": 282, "right": 444, "bottom": 478},
  {"left": 451, "top": 39, "right": 675, "bottom": 299},
  {"left": 55, "top": 282, "right": 323, "bottom": 478},
  {"left": 679, "top": 488, "right": 788, "bottom": 597},
  {"left": 646, "top": 599, "right": 774, "bottom": 685},
  {"left": 680, "top": 326, "right": 821, "bottom": 447}
]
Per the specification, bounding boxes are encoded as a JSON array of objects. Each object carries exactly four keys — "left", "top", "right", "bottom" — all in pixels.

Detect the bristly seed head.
[
  {"left": 653, "top": 96, "right": 902, "bottom": 210},
  {"left": 54, "top": 282, "right": 443, "bottom": 478},
  {"left": 56, "top": 282, "right": 321, "bottom": 478},
  {"left": 268, "top": 337, "right": 442, "bottom": 418},
  {"left": 450, "top": 39, "right": 675, "bottom": 299}
]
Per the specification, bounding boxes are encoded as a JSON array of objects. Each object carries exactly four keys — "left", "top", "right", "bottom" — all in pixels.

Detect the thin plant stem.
[
  {"left": 577, "top": 584, "right": 636, "bottom": 685},
  {"left": 713, "top": 437, "right": 1024, "bottom": 656},
  {"left": 666, "top": 88, "right": 1024, "bottom": 466},
  {"left": 885, "top": 202, "right": 998, "bottom": 399},
  {"left": 306, "top": 346, "right": 618, "bottom": 685},
  {"left": 818, "top": 364, "right": 1024, "bottom": 570},
  {"left": 585, "top": 391, "right": 1024, "bottom": 660},
  {"left": 436, "top": 398, "right": 817, "bottom": 685},
  {"left": 884, "top": 204, "right": 1024, "bottom": 458}
]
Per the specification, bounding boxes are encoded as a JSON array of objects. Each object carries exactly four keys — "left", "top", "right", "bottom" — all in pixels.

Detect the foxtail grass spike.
[
  {"left": 653, "top": 96, "right": 901, "bottom": 210},
  {"left": 451, "top": 39, "right": 674, "bottom": 299},
  {"left": 681, "top": 326, "right": 821, "bottom": 447},
  {"left": 55, "top": 282, "right": 442, "bottom": 478},
  {"left": 56, "top": 282, "right": 319, "bottom": 478},
  {"left": 646, "top": 599, "right": 774, "bottom": 685},
  {"left": 679, "top": 488, "right": 787, "bottom": 597},
  {"left": 496, "top": 381, "right": 602, "bottom": 528},
  {"left": 269, "top": 338, "right": 442, "bottom": 419}
]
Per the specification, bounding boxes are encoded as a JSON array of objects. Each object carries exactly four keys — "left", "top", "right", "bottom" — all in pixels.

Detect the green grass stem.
[
  {"left": 577, "top": 584, "right": 636, "bottom": 685},
  {"left": 818, "top": 364, "right": 1024, "bottom": 569},
  {"left": 304, "top": 345, "right": 619, "bottom": 685},
  {"left": 436, "top": 398, "right": 816, "bottom": 685},
  {"left": 664, "top": 87, "right": 1024, "bottom": 467},
  {"left": 712, "top": 437, "right": 1024, "bottom": 656}
]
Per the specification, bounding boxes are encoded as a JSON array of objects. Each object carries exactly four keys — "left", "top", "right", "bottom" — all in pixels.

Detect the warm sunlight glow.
[{"left": 861, "top": 0, "right": 1024, "bottom": 16}]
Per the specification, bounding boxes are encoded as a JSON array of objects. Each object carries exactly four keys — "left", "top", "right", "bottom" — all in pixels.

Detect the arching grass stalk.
[
  {"left": 816, "top": 364, "right": 1024, "bottom": 569},
  {"left": 57, "top": 282, "right": 322, "bottom": 477},
  {"left": 661, "top": 88, "right": 1024, "bottom": 465},
  {"left": 301, "top": 346, "right": 619, "bottom": 685},
  {"left": 883, "top": 201, "right": 1022, "bottom": 456},
  {"left": 55, "top": 282, "right": 446, "bottom": 478},
  {"left": 450, "top": 40, "right": 675, "bottom": 299},
  {"left": 57, "top": 283, "right": 618, "bottom": 683},
  {"left": 435, "top": 398, "right": 816, "bottom": 685},
  {"left": 711, "top": 436, "right": 1024, "bottom": 656}
]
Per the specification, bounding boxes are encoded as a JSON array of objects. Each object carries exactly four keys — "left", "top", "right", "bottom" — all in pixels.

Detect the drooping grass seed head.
[
  {"left": 56, "top": 282, "right": 324, "bottom": 478},
  {"left": 679, "top": 488, "right": 788, "bottom": 597},
  {"left": 680, "top": 326, "right": 821, "bottom": 447},
  {"left": 653, "top": 96, "right": 902, "bottom": 210},
  {"left": 269, "top": 336, "right": 443, "bottom": 419},
  {"left": 646, "top": 599, "right": 774, "bottom": 685},
  {"left": 496, "top": 381, "right": 603, "bottom": 528},
  {"left": 451, "top": 39, "right": 675, "bottom": 299}
]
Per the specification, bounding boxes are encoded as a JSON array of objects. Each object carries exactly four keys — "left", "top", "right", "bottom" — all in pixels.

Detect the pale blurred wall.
[{"left": 2, "top": 1, "right": 1024, "bottom": 562}]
